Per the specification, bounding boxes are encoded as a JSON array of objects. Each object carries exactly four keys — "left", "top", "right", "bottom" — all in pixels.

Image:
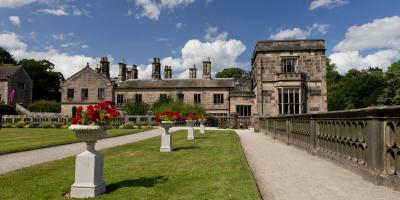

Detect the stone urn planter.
[
  {"left": 69, "top": 125, "right": 107, "bottom": 198},
  {"left": 160, "top": 121, "right": 174, "bottom": 152},
  {"left": 186, "top": 120, "right": 195, "bottom": 140},
  {"left": 199, "top": 119, "right": 206, "bottom": 134}
]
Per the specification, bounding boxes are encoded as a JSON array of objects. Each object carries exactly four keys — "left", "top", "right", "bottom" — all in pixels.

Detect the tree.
[
  {"left": 216, "top": 68, "right": 245, "bottom": 78},
  {"left": 378, "top": 60, "right": 400, "bottom": 105},
  {"left": 0, "top": 47, "right": 17, "bottom": 65},
  {"left": 28, "top": 100, "right": 61, "bottom": 112},
  {"left": 18, "top": 59, "right": 64, "bottom": 101}
]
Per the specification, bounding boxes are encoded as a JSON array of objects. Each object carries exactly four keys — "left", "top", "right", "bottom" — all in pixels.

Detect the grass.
[
  {"left": 0, "top": 127, "right": 154, "bottom": 155},
  {"left": 0, "top": 130, "right": 260, "bottom": 200}
]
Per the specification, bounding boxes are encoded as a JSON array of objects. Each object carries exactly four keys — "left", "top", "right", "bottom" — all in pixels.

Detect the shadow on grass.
[
  {"left": 173, "top": 146, "right": 200, "bottom": 151},
  {"left": 106, "top": 176, "right": 168, "bottom": 193}
]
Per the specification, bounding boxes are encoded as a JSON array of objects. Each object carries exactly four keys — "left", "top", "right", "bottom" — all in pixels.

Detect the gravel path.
[
  {"left": 0, "top": 127, "right": 186, "bottom": 174},
  {"left": 236, "top": 129, "right": 400, "bottom": 200}
]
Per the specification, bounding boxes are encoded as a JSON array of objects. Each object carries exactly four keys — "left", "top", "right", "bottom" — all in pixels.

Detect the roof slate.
[
  {"left": 0, "top": 65, "right": 21, "bottom": 80},
  {"left": 117, "top": 79, "right": 235, "bottom": 89}
]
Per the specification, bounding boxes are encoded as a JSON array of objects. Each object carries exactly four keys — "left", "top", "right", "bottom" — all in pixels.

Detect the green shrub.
[
  {"left": 15, "top": 121, "right": 26, "bottom": 128},
  {"left": 110, "top": 122, "right": 120, "bottom": 129},
  {"left": 123, "top": 100, "right": 150, "bottom": 115},
  {"left": 0, "top": 104, "right": 17, "bottom": 115},
  {"left": 152, "top": 99, "right": 206, "bottom": 116},
  {"left": 40, "top": 123, "right": 52, "bottom": 128},
  {"left": 61, "top": 124, "right": 70, "bottom": 129},
  {"left": 28, "top": 100, "right": 61, "bottom": 113},
  {"left": 121, "top": 123, "right": 134, "bottom": 129},
  {"left": 28, "top": 123, "right": 40, "bottom": 128},
  {"left": 52, "top": 122, "right": 63, "bottom": 128},
  {"left": 3, "top": 123, "right": 12, "bottom": 128}
]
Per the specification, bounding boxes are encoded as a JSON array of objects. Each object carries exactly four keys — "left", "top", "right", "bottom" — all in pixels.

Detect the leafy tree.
[
  {"left": 18, "top": 59, "right": 64, "bottom": 101},
  {"left": 0, "top": 47, "right": 16, "bottom": 65},
  {"left": 151, "top": 95, "right": 173, "bottom": 114},
  {"left": 216, "top": 68, "right": 245, "bottom": 78},
  {"left": 378, "top": 60, "right": 400, "bottom": 105},
  {"left": 123, "top": 100, "right": 150, "bottom": 115},
  {"left": 28, "top": 100, "right": 61, "bottom": 112},
  {"left": 151, "top": 95, "right": 206, "bottom": 115}
]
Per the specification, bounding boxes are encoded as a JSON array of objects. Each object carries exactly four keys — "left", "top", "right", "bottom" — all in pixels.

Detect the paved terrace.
[{"left": 237, "top": 129, "right": 400, "bottom": 200}]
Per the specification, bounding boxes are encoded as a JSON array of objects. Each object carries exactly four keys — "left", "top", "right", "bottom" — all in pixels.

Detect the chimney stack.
[
  {"left": 95, "top": 64, "right": 101, "bottom": 73},
  {"left": 202, "top": 57, "right": 211, "bottom": 80},
  {"left": 99, "top": 57, "right": 110, "bottom": 78},
  {"left": 152, "top": 57, "right": 161, "bottom": 80},
  {"left": 189, "top": 65, "right": 197, "bottom": 79},
  {"left": 164, "top": 66, "right": 172, "bottom": 79},
  {"left": 132, "top": 65, "right": 138, "bottom": 79},
  {"left": 118, "top": 59, "right": 127, "bottom": 81},
  {"left": 126, "top": 67, "right": 133, "bottom": 80}
]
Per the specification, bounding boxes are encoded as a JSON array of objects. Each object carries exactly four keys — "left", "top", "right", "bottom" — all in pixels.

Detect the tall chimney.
[
  {"left": 126, "top": 67, "right": 133, "bottom": 80},
  {"left": 164, "top": 66, "right": 169, "bottom": 79},
  {"left": 118, "top": 59, "right": 127, "bottom": 81},
  {"left": 189, "top": 65, "right": 197, "bottom": 79},
  {"left": 95, "top": 64, "right": 101, "bottom": 73},
  {"left": 132, "top": 65, "right": 138, "bottom": 79},
  {"left": 202, "top": 58, "right": 211, "bottom": 80},
  {"left": 152, "top": 57, "right": 161, "bottom": 80},
  {"left": 168, "top": 66, "right": 172, "bottom": 79},
  {"left": 99, "top": 57, "right": 110, "bottom": 78}
]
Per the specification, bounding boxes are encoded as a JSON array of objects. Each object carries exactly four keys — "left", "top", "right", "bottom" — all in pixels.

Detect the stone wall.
[{"left": 7, "top": 68, "right": 33, "bottom": 106}]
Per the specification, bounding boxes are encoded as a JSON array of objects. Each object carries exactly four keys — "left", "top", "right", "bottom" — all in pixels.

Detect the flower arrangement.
[
  {"left": 155, "top": 111, "right": 181, "bottom": 122},
  {"left": 184, "top": 113, "right": 199, "bottom": 121},
  {"left": 71, "top": 101, "right": 120, "bottom": 126}
]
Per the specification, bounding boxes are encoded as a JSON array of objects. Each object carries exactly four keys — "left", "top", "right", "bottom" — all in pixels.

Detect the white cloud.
[
  {"left": 204, "top": 26, "right": 228, "bottom": 42},
  {"left": 334, "top": 16, "right": 400, "bottom": 52},
  {"left": 0, "top": 0, "right": 37, "bottom": 8},
  {"left": 270, "top": 23, "right": 329, "bottom": 40},
  {"left": 329, "top": 50, "right": 400, "bottom": 74},
  {"left": 9, "top": 16, "right": 21, "bottom": 27},
  {"left": 330, "top": 16, "right": 400, "bottom": 74},
  {"left": 155, "top": 37, "right": 175, "bottom": 42},
  {"left": 128, "top": 8, "right": 133, "bottom": 16},
  {"left": 0, "top": 31, "right": 27, "bottom": 50},
  {"left": 309, "top": 0, "right": 348, "bottom": 10},
  {"left": 37, "top": 8, "right": 69, "bottom": 16},
  {"left": 72, "top": 8, "right": 90, "bottom": 17},
  {"left": 176, "top": 22, "right": 184, "bottom": 28},
  {"left": 138, "top": 27, "right": 246, "bottom": 79},
  {"left": 61, "top": 42, "right": 81, "bottom": 48},
  {"left": 52, "top": 32, "right": 74, "bottom": 40},
  {"left": 134, "top": 0, "right": 194, "bottom": 21},
  {"left": 0, "top": 31, "right": 98, "bottom": 78},
  {"left": 81, "top": 44, "right": 89, "bottom": 49}
]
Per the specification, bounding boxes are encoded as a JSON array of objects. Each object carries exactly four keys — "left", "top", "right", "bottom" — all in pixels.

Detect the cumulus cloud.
[
  {"left": 37, "top": 8, "right": 69, "bottom": 16},
  {"left": 9, "top": 16, "right": 21, "bottom": 27},
  {"left": 134, "top": 0, "right": 194, "bottom": 20},
  {"left": 270, "top": 23, "right": 329, "bottom": 40},
  {"left": 52, "top": 32, "right": 74, "bottom": 40},
  {"left": 204, "top": 26, "right": 228, "bottom": 42},
  {"left": 309, "top": 0, "right": 348, "bottom": 10},
  {"left": 138, "top": 27, "right": 246, "bottom": 79},
  {"left": 330, "top": 16, "right": 400, "bottom": 74},
  {"left": 0, "top": 31, "right": 99, "bottom": 78},
  {"left": 334, "top": 16, "right": 400, "bottom": 52}
]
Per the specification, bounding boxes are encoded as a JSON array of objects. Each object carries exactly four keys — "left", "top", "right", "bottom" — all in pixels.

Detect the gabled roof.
[
  {"left": 64, "top": 66, "right": 111, "bottom": 83},
  {"left": 0, "top": 65, "right": 22, "bottom": 81},
  {"left": 117, "top": 79, "right": 235, "bottom": 89}
]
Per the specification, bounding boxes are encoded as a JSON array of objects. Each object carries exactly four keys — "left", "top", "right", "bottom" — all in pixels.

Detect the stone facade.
[
  {"left": 61, "top": 40, "right": 327, "bottom": 117},
  {"left": 0, "top": 66, "right": 33, "bottom": 106},
  {"left": 251, "top": 40, "right": 328, "bottom": 116},
  {"left": 61, "top": 63, "right": 113, "bottom": 116}
]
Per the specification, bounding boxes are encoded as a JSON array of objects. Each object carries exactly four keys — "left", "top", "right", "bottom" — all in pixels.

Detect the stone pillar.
[
  {"left": 366, "top": 115, "right": 385, "bottom": 183},
  {"left": 187, "top": 121, "right": 195, "bottom": 140},
  {"left": 252, "top": 113, "right": 260, "bottom": 132},
  {"left": 310, "top": 115, "right": 318, "bottom": 154},
  {"left": 70, "top": 141, "right": 106, "bottom": 198},
  {"left": 160, "top": 128, "right": 172, "bottom": 152},
  {"left": 200, "top": 120, "right": 205, "bottom": 134}
]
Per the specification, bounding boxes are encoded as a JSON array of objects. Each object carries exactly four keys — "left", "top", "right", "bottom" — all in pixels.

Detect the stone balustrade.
[{"left": 260, "top": 106, "right": 400, "bottom": 191}]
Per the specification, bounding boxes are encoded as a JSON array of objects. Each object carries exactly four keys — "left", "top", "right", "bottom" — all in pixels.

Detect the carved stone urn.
[
  {"left": 199, "top": 119, "right": 206, "bottom": 134},
  {"left": 160, "top": 121, "right": 174, "bottom": 152},
  {"left": 186, "top": 120, "right": 195, "bottom": 140},
  {"left": 69, "top": 125, "right": 107, "bottom": 198}
]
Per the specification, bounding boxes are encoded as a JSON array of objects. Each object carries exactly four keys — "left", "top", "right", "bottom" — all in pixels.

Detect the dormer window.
[{"left": 281, "top": 58, "right": 297, "bottom": 73}]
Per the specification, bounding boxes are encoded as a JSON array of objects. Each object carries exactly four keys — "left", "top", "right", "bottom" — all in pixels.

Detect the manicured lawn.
[
  {"left": 0, "top": 127, "right": 154, "bottom": 155},
  {"left": 0, "top": 130, "right": 260, "bottom": 200}
]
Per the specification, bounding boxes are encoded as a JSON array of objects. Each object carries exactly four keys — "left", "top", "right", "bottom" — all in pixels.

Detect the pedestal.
[
  {"left": 186, "top": 120, "right": 195, "bottom": 140},
  {"left": 160, "top": 127, "right": 172, "bottom": 152},
  {"left": 200, "top": 121, "right": 205, "bottom": 134},
  {"left": 71, "top": 141, "right": 106, "bottom": 198}
]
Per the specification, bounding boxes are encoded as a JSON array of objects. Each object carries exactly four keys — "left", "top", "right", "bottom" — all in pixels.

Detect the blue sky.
[{"left": 1, "top": 0, "right": 400, "bottom": 78}]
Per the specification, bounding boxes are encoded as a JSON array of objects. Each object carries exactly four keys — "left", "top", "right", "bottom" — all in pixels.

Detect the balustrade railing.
[{"left": 259, "top": 106, "right": 400, "bottom": 191}]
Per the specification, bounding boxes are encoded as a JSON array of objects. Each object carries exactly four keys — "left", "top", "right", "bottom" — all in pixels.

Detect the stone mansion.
[{"left": 61, "top": 40, "right": 328, "bottom": 117}]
